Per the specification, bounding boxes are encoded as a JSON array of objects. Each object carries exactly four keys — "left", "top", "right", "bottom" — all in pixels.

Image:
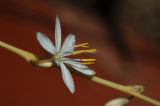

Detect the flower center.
[
  {"left": 55, "top": 53, "right": 61, "bottom": 62},
  {"left": 54, "top": 53, "right": 62, "bottom": 66}
]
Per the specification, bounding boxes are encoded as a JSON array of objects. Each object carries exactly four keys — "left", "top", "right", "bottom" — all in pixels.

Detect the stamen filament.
[
  {"left": 82, "top": 62, "right": 94, "bottom": 65},
  {"left": 75, "top": 43, "right": 89, "bottom": 48},
  {"left": 81, "top": 45, "right": 89, "bottom": 48},
  {"left": 72, "top": 49, "right": 96, "bottom": 55},
  {"left": 82, "top": 59, "right": 96, "bottom": 61}
]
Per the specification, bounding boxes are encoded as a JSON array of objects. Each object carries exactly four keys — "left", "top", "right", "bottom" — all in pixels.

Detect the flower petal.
[
  {"left": 105, "top": 97, "right": 130, "bottom": 106},
  {"left": 63, "top": 59, "right": 96, "bottom": 75},
  {"left": 60, "top": 53, "right": 73, "bottom": 57},
  {"left": 55, "top": 16, "right": 61, "bottom": 52},
  {"left": 60, "top": 62, "right": 75, "bottom": 94},
  {"left": 36, "top": 32, "right": 56, "bottom": 54},
  {"left": 60, "top": 34, "right": 75, "bottom": 54},
  {"left": 63, "top": 59, "right": 87, "bottom": 68}
]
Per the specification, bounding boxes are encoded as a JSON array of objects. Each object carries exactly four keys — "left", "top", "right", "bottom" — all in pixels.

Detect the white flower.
[
  {"left": 36, "top": 16, "right": 96, "bottom": 94},
  {"left": 105, "top": 97, "right": 130, "bottom": 106}
]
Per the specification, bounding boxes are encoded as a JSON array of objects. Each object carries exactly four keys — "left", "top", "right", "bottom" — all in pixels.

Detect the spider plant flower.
[{"left": 36, "top": 16, "right": 96, "bottom": 94}]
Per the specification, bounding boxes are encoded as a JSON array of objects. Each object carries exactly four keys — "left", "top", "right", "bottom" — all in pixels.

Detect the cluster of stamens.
[{"left": 73, "top": 43, "right": 96, "bottom": 65}]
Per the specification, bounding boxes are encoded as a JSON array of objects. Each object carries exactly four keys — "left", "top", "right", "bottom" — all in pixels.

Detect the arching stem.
[{"left": 0, "top": 40, "right": 160, "bottom": 106}]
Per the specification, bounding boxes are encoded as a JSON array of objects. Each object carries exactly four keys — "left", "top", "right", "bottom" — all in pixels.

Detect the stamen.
[
  {"left": 81, "top": 45, "right": 89, "bottom": 48},
  {"left": 82, "top": 59, "right": 96, "bottom": 61},
  {"left": 72, "top": 49, "right": 96, "bottom": 55},
  {"left": 75, "top": 43, "right": 89, "bottom": 48},
  {"left": 82, "top": 62, "right": 94, "bottom": 65}
]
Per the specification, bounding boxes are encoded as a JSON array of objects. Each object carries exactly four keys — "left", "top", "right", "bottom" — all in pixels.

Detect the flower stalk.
[
  {"left": 89, "top": 76, "right": 160, "bottom": 106},
  {"left": 0, "top": 40, "right": 160, "bottom": 105},
  {"left": 0, "top": 41, "right": 38, "bottom": 62}
]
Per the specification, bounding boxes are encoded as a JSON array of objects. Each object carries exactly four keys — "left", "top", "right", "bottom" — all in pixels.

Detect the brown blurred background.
[{"left": 0, "top": 0, "right": 160, "bottom": 106}]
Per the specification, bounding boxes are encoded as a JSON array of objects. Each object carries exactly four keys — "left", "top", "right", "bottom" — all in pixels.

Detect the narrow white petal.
[
  {"left": 105, "top": 97, "right": 130, "bottom": 106},
  {"left": 36, "top": 32, "right": 56, "bottom": 54},
  {"left": 60, "top": 34, "right": 75, "bottom": 53},
  {"left": 55, "top": 16, "right": 61, "bottom": 52},
  {"left": 62, "top": 58, "right": 81, "bottom": 61},
  {"left": 71, "top": 65, "right": 96, "bottom": 75},
  {"left": 60, "top": 52, "right": 73, "bottom": 57},
  {"left": 60, "top": 63, "right": 75, "bottom": 94},
  {"left": 63, "top": 60, "right": 87, "bottom": 68},
  {"left": 63, "top": 60, "right": 96, "bottom": 75}
]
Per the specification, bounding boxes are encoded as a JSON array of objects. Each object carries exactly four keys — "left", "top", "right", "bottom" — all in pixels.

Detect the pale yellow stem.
[
  {"left": 90, "top": 76, "right": 160, "bottom": 106},
  {"left": 0, "top": 41, "right": 38, "bottom": 62}
]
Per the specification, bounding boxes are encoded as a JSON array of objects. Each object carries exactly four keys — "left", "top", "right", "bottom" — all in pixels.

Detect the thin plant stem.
[
  {"left": 90, "top": 76, "right": 160, "bottom": 106},
  {"left": 0, "top": 41, "right": 38, "bottom": 62},
  {"left": 0, "top": 40, "right": 160, "bottom": 106}
]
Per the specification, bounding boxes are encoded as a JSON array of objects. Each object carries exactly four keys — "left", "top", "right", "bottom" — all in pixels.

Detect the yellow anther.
[
  {"left": 75, "top": 43, "right": 89, "bottom": 48},
  {"left": 82, "top": 59, "right": 96, "bottom": 61},
  {"left": 72, "top": 49, "right": 96, "bottom": 55},
  {"left": 82, "top": 62, "right": 94, "bottom": 65}
]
